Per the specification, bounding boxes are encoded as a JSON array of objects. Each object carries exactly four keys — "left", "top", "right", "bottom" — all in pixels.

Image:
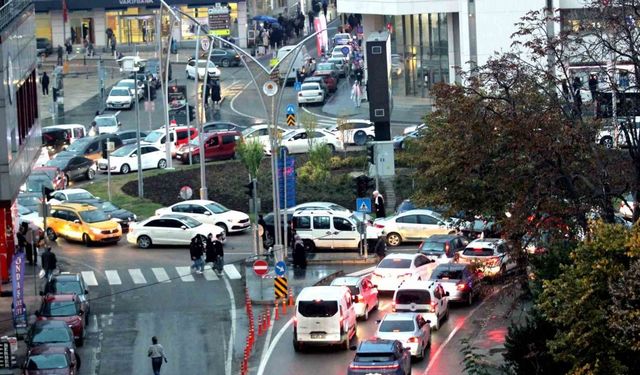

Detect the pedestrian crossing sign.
[{"left": 356, "top": 198, "right": 372, "bottom": 213}]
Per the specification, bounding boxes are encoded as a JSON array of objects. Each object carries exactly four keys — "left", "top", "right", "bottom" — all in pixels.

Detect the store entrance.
[
  {"left": 82, "top": 18, "right": 94, "bottom": 44},
  {"left": 120, "top": 15, "right": 156, "bottom": 44}
]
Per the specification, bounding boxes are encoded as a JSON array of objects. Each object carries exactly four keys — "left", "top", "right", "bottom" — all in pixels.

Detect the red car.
[
  {"left": 36, "top": 294, "right": 86, "bottom": 346},
  {"left": 175, "top": 131, "right": 240, "bottom": 163},
  {"left": 312, "top": 72, "right": 338, "bottom": 92},
  {"left": 33, "top": 166, "right": 67, "bottom": 190},
  {"left": 23, "top": 345, "right": 78, "bottom": 375}
]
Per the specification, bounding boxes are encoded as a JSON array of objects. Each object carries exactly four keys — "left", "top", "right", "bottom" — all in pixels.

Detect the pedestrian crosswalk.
[{"left": 78, "top": 264, "right": 242, "bottom": 288}]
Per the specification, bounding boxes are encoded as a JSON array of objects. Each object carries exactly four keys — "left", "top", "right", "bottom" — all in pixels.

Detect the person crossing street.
[
  {"left": 212, "top": 233, "right": 224, "bottom": 274},
  {"left": 189, "top": 236, "right": 205, "bottom": 274},
  {"left": 147, "top": 336, "right": 168, "bottom": 375}
]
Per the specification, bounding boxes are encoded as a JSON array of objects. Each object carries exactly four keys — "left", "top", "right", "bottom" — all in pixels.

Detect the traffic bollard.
[
  {"left": 288, "top": 288, "right": 295, "bottom": 307},
  {"left": 282, "top": 298, "right": 287, "bottom": 314},
  {"left": 274, "top": 300, "right": 280, "bottom": 321},
  {"left": 258, "top": 315, "right": 263, "bottom": 336}
]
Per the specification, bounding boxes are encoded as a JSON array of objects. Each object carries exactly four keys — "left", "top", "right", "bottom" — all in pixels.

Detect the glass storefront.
[
  {"left": 179, "top": 4, "right": 238, "bottom": 40},
  {"left": 390, "top": 13, "right": 449, "bottom": 97},
  {"left": 106, "top": 8, "right": 162, "bottom": 45}
]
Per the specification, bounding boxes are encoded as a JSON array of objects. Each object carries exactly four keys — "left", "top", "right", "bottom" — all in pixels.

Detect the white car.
[
  {"left": 371, "top": 253, "right": 438, "bottom": 292},
  {"left": 265, "top": 129, "right": 342, "bottom": 155},
  {"left": 18, "top": 205, "right": 43, "bottom": 227},
  {"left": 97, "top": 144, "right": 167, "bottom": 174},
  {"left": 154, "top": 199, "right": 250, "bottom": 234},
  {"left": 457, "top": 238, "right": 515, "bottom": 278},
  {"left": 116, "top": 79, "right": 144, "bottom": 100},
  {"left": 241, "top": 125, "right": 286, "bottom": 151},
  {"left": 106, "top": 86, "right": 134, "bottom": 110},
  {"left": 292, "top": 209, "right": 381, "bottom": 251},
  {"left": 392, "top": 280, "right": 449, "bottom": 330},
  {"left": 403, "top": 123, "right": 427, "bottom": 135},
  {"left": 375, "top": 209, "right": 454, "bottom": 247},
  {"left": 331, "top": 45, "right": 351, "bottom": 62},
  {"left": 48, "top": 188, "right": 98, "bottom": 204},
  {"left": 127, "top": 214, "right": 224, "bottom": 249},
  {"left": 375, "top": 313, "right": 431, "bottom": 360},
  {"left": 291, "top": 201, "right": 373, "bottom": 222},
  {"left": 297, "top": 82, "right": 326, "bottom": 106},
  {"left": 186, "top": 59, "right": 221, "bottom": 80},
  {"left": 330, "top": 276, "right": 379, "bottom": 320},
  {"left": 95, "top": 112, "right": 122, "bottom": 134},
  {"left": 331, "top": 119, "right": 375, "bottom": 145}
]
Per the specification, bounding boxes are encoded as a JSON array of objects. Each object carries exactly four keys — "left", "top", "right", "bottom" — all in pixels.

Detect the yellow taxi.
[{"left": 45, "top": 203, "right": 122, "bottom": 245}]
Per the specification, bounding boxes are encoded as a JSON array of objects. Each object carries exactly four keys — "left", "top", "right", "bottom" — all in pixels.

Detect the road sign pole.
[{"left": 135, "top": 85, "right": 144, "bottom": 198}]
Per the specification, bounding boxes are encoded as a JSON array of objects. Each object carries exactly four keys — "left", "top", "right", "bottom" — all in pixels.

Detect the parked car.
[
  {"left": 370, "top": 253, "right": 437, "bottom": 292},
  {"left": 155, "top": 199, "right": 249, "bottom": 235},
  {"left": 456, "top": 238, "right": 515, "bottom": 278},
  {"left": 265, "top": 129, "right": 342, "bottom": 155},
  {"left": 315, "top": 62, "right": 342, "bottom": 81},
  {"left": 241, "top": 125, "right": 286, "bottom": 151},
  {"left": 35, "top": 294, "right": 87, "bottom": 345},
  {"left": 36, "top": 38, "right": 53, "bottom": 56},
  {"left": 97, "top": 144, "right": 167, "bottom": 174},
  {"left": 55, "top": 134, "right": 123, "bottom": 161},
  {"left": 374, "top": 209, "right": 455, "bottom": 246},
  {"left": 33, "top": 166, "right": 67, "bottom": 190},
  {"left": 106, "top": 86, "right": 135, "bottom": 110},
  {"left": 297, "top": 81, "right": 326, "bottom": 106},
  {"left": 392, "top": 280, "right": 450, "bottom": 330},
  {"left": 309, "top": 73, "right": 337, "bottom": 93},
  {"left": 347, "top": 339, "right": 412, "bottom": 375},
  {"left": 202, "top": 121, "right": 245, "bottom": 133},
  {"left": 45, "top": 203, "right": 122, "bottom": 245},
  {"left": 41, "top": 272, "right": 91, "bottom": 323},
  {"left": 116, "top": 79, "right": 144, "bottom": 100},
  {"left": 23, "top": 345, "right": 78, "bottom": 375},
  {"left": 175, "top": 131, "right": 239, "bottom": 163},
  {"left": 94, "top": 112, "right": 122, "bottom": 134},
  {"left": 47, "top": 189, "right": 97, "bottom": 204},
  {"left": 331, "top": 45, "right": 352, "bottom": 62},
  {"left": 115, "top": 129, "right": 148, "bottom": 145},
  {"left": 141, "top": 58, "right": 169, "bottom": 84},
  {"left": 403, "top": 123, "right": 426, "bottom": 135},
  {"left": 330, "top": 276, "right": 379, "bottom": 320},
  {"left": 375, "top": 313, "right": 431, "bottom": 360},
  {"left": 45, "top": 156, "right": 97, "bottom": 182},
  {"left": 430, "top": 263, "right": 481, "bottom": 306},
  {"left": 127, "top": 214, "right": 224, "bottom": 249},
  {"left": 327, "top": 57, "right": 348, "bottom": 77},
  {"left": 186, "top": 59, "right": 221, "bottom": 80},
  {"left": 332, "top": 33, "right": 353, "bottom": 47},
  {"left": 66, "top": 199, "right": 136, "bottom": 233},
  {"left": 206, "top": 48, "right": 242, "bottom": 67},
  {"left": 331, "top": 119, "right": 375, "bottom": 145},
  {"left": 418, "top": 234, "right": 469, "bottom": 263},
  {"left": 142, "top": 126, "right": 198, "bottom": 157},
  {"left": 25, "top": 320, "right": 76, "bottom": 351}
]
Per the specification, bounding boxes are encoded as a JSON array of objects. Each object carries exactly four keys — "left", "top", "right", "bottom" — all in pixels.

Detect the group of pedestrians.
[
  {"left": 16, "top": 222, "right": 58, "bottom": 279},
  {"left": 189, "top": 233, "right": 224, "bottom": 274}
]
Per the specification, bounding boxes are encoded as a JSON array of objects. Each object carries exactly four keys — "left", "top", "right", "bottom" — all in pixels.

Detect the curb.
[{"left": 307, "top": 258, "right": 377, "bottom": 265}]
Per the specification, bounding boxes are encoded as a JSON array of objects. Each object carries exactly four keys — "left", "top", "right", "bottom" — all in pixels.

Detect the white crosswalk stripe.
[
  {"left": 152, "top": 267, "right": 171, "bottom": 283},
  {"left": 203, "top": 268, "right": 219, "bottom": 281},
  {"left": 81, "top": 271, "right": 98, "bottom": 286},
  {"left": 175, "top": 266, "right": 195, "bottom": 282},
  {"left": 128, "top": 269, "right": 147, "bottom": 284},
  {"left": 223, "top": 264, "right": 242, "bottom": 280},
  {"left": 105, "top": 270, "right": 122, "bottom": 285}
]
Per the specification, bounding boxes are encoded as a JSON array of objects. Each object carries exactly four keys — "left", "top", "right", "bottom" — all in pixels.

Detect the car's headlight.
[{"left": 91, "top": 227, "right": 102, "bottom": 234}]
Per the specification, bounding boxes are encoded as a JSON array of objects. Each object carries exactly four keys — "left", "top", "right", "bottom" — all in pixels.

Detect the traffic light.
[
  {"left": 353, "top": 175, "right": 374, "bottom": 198},
  {"left": 366, "top": 145, "right": 375, "bottom": 165},
  {"left": 245, "top": 181, "right": 254, "bottom": 198},
  {"left": 188, "top": 105, "right": 196, "bottom": 121}
]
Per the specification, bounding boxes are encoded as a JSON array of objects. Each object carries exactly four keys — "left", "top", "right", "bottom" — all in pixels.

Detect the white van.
[
  {"left": 293, "top": 286, "right": 357, "bottom": 351},
  {"left": 274, "top": 45, "right": 313, "bottom": 82},
  {"left": 392, "top": 280, "right": 450, "bottom": 330}
]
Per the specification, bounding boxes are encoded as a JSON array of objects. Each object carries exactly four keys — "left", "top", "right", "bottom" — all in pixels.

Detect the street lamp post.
[{"left": 163, "top": 9, "right": 179, "bottom": 169}]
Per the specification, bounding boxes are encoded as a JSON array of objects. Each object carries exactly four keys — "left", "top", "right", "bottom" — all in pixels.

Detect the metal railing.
[{"left": 0, "top": 0, "right": 31, "bottom": 32}]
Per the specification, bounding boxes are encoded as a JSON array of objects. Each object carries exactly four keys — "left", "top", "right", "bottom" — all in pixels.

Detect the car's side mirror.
[
  {"left": 181, "top": 226, "right": 187, "bottom": 230},
  {"left": 204, "top": 211, "right": 212, "bottom": 216},
  {"left": 130, "top": 154, "right": 137, "bottom": 158}
]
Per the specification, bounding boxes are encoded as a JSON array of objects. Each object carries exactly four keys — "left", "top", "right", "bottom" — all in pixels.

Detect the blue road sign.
[
  {"left": 356, "top": 198, "right": 372, "bottom": 213},
  {"left": 341, "top": 46, "right": 350, "bottom": 56},
  {"left": 275, "top": 261, "right": 287, "bottom": 276},
  {"left": 294, "top": 81, "right": 302, "bottom": 91},
  {"left": 286, "top": 104, "right": 296, "bottom": 114}
]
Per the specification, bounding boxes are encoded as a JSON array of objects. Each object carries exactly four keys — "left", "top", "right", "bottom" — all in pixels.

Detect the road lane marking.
[
  {"left": 128, "top": 269, "right": 147, "bottom": 284},
  {"left": 229, "top": 81, "right": 260, "bottom": 119},
  {"left": 222, "top": 274, "right": 236, "bottom": 375},
  {"left": 347, "top": 266, "right": 376, "bottom": 277},
  {"left": 105, "top": 270, "right": 122, "bottom": 285},
  {"left": 223, "top": 264, "right": 242, "bottom": 279},
  {"left": 258, "top": 307, "right": 276, "bottom": 368},
  {"left": 257, "top": 317, "right": 294, "bottom": 375},
  {"left": 152, "top": 267, "right": 171, "bottom": 283},
  {"left": 203, "top": 268, "right": 219, "bottom": 281},
  {"left": 176, "top": 266, "right": 195, "bottom": 282},
  {"left": 81, "top": 271, "right": 98, "bottom": 286}
]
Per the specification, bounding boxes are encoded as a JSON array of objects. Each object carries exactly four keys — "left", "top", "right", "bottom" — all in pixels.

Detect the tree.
[{"left": 236, "top": 139, "right": 264, "bottom": 180}]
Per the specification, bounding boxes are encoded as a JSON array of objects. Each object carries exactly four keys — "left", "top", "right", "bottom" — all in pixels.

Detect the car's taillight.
[
  {"left": 354, "top": 295, "right": 363, "bottom": 303},
  {"left": 407, "top": 337, "right": 419, "bottom": 343},
  {"left": 445, "top": 243, "right": 451, "bottom": 253},
  {"left": 374, "top": 223, "right": 385, "bottom": 229},
  {"left": 350, "top": 363, "right": 399, "bottom": 370},
  {"left": 428, "top": 301, "right": 437, "bottom": 312},
  {"left": 457, "top": 281, "right": 468, "bottom": 291}
]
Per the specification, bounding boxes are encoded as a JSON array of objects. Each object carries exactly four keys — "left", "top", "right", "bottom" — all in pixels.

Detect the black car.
[
  {"left": 461, "top": 218, "right": 501, "bottom": 239},
  {"left": 37, "top": 38, "right": 53, "bottom": 56},
  {"left": 25, "top": 320, "right": 76, "bottom": 352},
  {"left": 66, "top": 199, "right": 136, "bottom": 233},
  {"left": 347, "top": 339, "right": 411, "bottom": 375},
  {"left": 430, "top": 263, "right": 481, "bottom": 305},
  {"left": 418, "top": 234, "right": 469, "bottom": 262},
  {"left": 115, "top": 130, "right": 148, "bottom": 145},
  {"left": 202, "top": 121, "right": 246, "bottom": 133},
  {"left": 46, "top": 156, "right": 96, "bottom": 182},
  {"left": 55, "top": 134, "right": 123, "bottom": 160}
]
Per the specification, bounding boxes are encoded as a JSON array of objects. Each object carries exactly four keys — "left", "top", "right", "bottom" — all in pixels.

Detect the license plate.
[
  {"left": 176, "top": 155, "right": 182, "bottom": 159},
  {"left": 310, "top": 333, "right": 325, "bottom": 339}
]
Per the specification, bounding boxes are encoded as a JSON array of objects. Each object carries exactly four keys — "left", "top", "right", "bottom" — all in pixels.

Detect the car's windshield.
[
  {"left": 205, "top": 202, "right": 229, "bottom": 214},
  {"left": 67, "top": 192, "right": 94, "bottom": 200},
  {"left": 420, "top": 241, "right": 446, "bottom": 253},
  {"left": 297, "top": 300, "right": 338, "bottom": 317},
  {"left": 79, "top": 209, "right": 109, "bottom": 223},
  {"left": 144, "top": 131, "right": 163, "bottom": 143},
  {"left": 396, "top": 290, "right": 431, "bottom": 305},
  {"left": 95, "top": 117, "right": 116, "bottom": 127},
  {"left": 431, "top": 269, "right": 464, "bottom": 280},
  {"left": 18, "top": 194, "right": 41, "bottom": 207},
  {"left": 317, "top": 63, "right": 334, "bottom": 70},
  {"left": 328, "top": 58, "right": 343, "bottom": 64},
  {"left": 188, "top": 139, "right": 200, "bottom": 146},
  {"left": 181, "top": 216, "right": 202, "bottom": 228},
  {"left": 118, "top": 81, "right": 134, "bottom": 89},
  {"left": 378, "top": 258, "right": 412, "bottom": 269},
  {"left": 110, "top": 88, "right": 130, "bottom": 96},
  {"left": 26, "top": 354, "right": 69, "bottom": 370},
  {"left": 31, "top": 327, "right": 72, "bottom": 345},
  {"left": 50, "top": 280, "right": 83, "bottom": 295},
  {"left": 41, "top": 301, "right": 78, "bottom": 317},
  {"left": 196, "top": 60, "right": 214, "bottom": 68},
  {"left": 99, "top": 202, "right": 118, "bottom": 211},
  {"left": 66, "top": 137, "right": 91, "bottom": 152},
  {"left": 111, "top": 144, "right": 135, "bottom": 157},
  {"left": 379, "top": 319, "right": 415, "bottom": 332},
  {"left": 301, "top": 83, "right": 319, "bottom": 91}
]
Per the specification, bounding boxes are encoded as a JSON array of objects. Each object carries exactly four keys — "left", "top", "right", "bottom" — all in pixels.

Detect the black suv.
[
  {"left": 418, "top": 234, "right": 469, "bottom": 262},
  {"left": 347, "top": 339, "right": 411, "bottom": 375}
]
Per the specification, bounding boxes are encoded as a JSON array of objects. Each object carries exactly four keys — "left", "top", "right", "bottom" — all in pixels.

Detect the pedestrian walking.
[
  {"left": 213, "top": 233, "right": 224, "bottom": 273},
  {"left": 292, "top": 234, "right": 307, "bottom": 269},
  {"left": 41, "top": 247, "right": 58, "bottom": 279},
  {"left": 18, "top": 222, "right": 37, "bottom": 265},
  {"left": 374, "top": 232, "right": 387, "bottom": 261},
  {"left": 56, "top": 45, "right": 64, "bottom": 65},
  {"left": 210, "top": 80, "right": 221, "bottom": 110},
  {"left": 204, "top": 233, "right": 216, "bottom": 266},
  {"left": 351, "top": 81, "right": 362, "bottom": 108},
  {"left": 373, "top": 190, "right": 386, "bottom": 218},
  {"left": 189, "top": 236, "right": 205, "bottom": 273},
  {"left": 147, "top": 336, "right": 168, "bottom": 375},
  {"left": 41, "top": 72, "right": 50, "bottom": 96}
]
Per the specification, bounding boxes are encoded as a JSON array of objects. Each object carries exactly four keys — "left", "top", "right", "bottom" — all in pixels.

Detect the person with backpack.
[{"left": 213, "top": 233, "right": 224, "bottom": 274}]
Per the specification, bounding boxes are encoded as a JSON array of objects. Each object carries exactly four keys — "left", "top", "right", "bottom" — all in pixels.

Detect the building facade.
[
  {"left": 337, "top": 0, "right": 589, "bottom": 98},
  {"left": 0, "top": 0, "right": 40, "bottom": 280},
  {"left": 34, "top": 0, "right": 250, "bottom": 48}
]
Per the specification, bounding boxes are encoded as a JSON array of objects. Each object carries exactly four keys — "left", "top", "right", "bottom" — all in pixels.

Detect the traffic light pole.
[
  {"left": 163, "top": 8, "right": 179, "bottom": 170},
  {"left": 252, "top": 177, "right": 259, "bottom": 255}
]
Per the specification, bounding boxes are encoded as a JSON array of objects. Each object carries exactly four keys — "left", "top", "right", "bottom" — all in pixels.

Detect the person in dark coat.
[
  {"left": 205, "top": 233, "right": 216, "bottom": 265},
  {"left": 374, "top": 232, "right": 387, "bottom": 261},
  {"left": 213, "top": 233, "right": 224, "bottom": 273},
  {"left": 210, "top": 80, "right": 221, "bottom": 109},
  {"left": 41, "top": 247, "right": 58, "bottom": 279},
  {"left": 373, "top": 190, "right": 386, "bottom": 218},
  {"left": 292, "top": 234, "right": 307, "bottom": 269},
  {"left": 41, "top": 72, "right": 50, "bottom": 95},
  {"left": 57, "top": 45, "right": 64, "bottom": 65},
  {"left": 286, "top": 220, "right": 295, "bottom": 250},
  {"left": 189, "top": 236, "right": 204, "bottom": 273}
]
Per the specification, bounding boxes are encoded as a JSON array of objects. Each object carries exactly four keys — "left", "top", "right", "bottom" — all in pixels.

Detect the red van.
[
  {"left": 143, "top": 126, "right": 198, "bottom": 157},
  {"left": 176, "top": 131, "right": 240, "bottom": 163}
]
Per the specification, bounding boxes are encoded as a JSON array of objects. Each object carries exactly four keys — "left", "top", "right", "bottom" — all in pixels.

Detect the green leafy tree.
[{"left": 236, "top": 139, "right": 264, "bottom": 179}]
